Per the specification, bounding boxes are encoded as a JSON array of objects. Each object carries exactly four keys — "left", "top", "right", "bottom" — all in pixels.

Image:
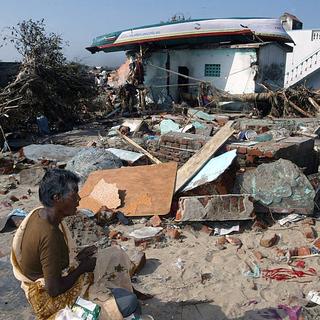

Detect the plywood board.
[
  {"left": 89, "top": 180, "right": 121, "bottom": 209},
  {"left": 79, "top": 162, "right": 177, "bottom": 216},
  {"left": 175, "top": 121, "right": 234, "bottom": 192}
]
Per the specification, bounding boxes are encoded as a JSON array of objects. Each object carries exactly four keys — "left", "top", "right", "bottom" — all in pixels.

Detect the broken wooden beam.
[
  {"left": 175, "top": 121, "right": 234, "bottom": 192},
  {"left": 308, "top": 97, "right": 320, "bottom": 113},
  {"left": 288, "top": 100, "right": 313, "bottom": 118},
  {"left": 117, "top": 130, "right": 162, "bottom": 164}
]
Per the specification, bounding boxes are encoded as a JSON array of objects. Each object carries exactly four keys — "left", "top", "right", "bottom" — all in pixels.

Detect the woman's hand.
[
  {"left": 76, "top": 245, "right": 97, "bottom": 261},
  {"left": 79, "top": 256, "right": 97, "bottom": 273},
  {"left": 46, "top": 255, "right": 97, "bottom": 297}
]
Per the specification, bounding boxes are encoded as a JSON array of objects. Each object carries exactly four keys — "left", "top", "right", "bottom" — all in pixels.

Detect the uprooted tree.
[{"left": 0, "top": 19, "right": 96, "bottom": 132}]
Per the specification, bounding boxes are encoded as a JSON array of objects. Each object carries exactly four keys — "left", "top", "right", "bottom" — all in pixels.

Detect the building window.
[
  {"left": 204, "top": 64, "right": 221, "bottom": 77},
  {"left": 311, "top": 30, "right": 320, "bottom": 41}
]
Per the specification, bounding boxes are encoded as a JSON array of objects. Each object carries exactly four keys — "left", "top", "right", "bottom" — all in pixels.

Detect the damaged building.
[{"left": 87, "top": 16, "right": 293, "bottom": 106}]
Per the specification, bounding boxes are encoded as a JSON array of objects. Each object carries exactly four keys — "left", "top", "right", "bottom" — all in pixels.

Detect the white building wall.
[
  {"left": 257, "top": 43, "right": 288, "bottom": 88},
  {"left": 144, "top": 47, "right": 257, "bottom": 102},
  {"left": 285, "top": 30, "right": 320, "bottom": 88}
]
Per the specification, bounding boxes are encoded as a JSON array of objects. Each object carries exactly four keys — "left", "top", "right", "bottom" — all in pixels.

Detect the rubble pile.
[{"left": 3, "top": 104, "right": 320, "bottom": 318}]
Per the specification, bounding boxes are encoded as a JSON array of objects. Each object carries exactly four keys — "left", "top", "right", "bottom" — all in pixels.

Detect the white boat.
[{"left": 87, "top": 17, "right": 293, "bottom": 53}]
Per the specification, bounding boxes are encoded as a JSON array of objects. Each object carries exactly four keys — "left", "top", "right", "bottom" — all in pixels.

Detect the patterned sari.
[{"left": 11, "top": 207, "right": 133, "bottom": 320}]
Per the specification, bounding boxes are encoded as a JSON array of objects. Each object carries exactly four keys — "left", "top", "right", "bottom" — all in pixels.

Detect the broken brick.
[
  {"left": 216, "top": 236, "right": 226, "bottom": 245},
  {"left": 252, "top": 220, "right": 268, "bottom": 232},
  {"left": 149, "top": 215, "right": 162, "bottom": 227},
  {"left": 237, "top": 147, "right": 247, "bottom": 155},
  {"left": 313, "top": 238, "right": 320, "bottom": 250},
  {"left": 246, "top": 155, "right": 256, "bottom": 164},
  {"left": 0, "top": 188, "right": 8, "bottom": 195},
  {"left": 264, "top": 151, "right": 274, "bottom": 158},
  {"left": 0, "top": 158, "right": 14, "bottom": 175},
  {"left": 274, "top": 247, "right": 286, "bottom": 257},
  {"left": 260, "top": 233, "right": 278, "bottom": 248},
  {"left": 247, "top": 148, "right": 263, "bottom": 157},
  {"left": 225, "top": 235, "right": 242, "bottom": 246},
  {"left": 201, "top": 225, "right": 213, "bottom": 234},
  {"left": 303, "top": 226, "right": 316, "bottom": 240},
  {"left": 166, "top": 228, "right": 181, "bottom": 239},
  {"left": 134, "top": 235, "right": 162, "bottom": 247},
  {"left": 297, "top": 246, "right": 311, "bottom": 256},
  {"left": 9, "top": 195, "right": 19, "bottom": 202},
  {"left": 109, "top": 230, "right": 121, "bottom": 239},
  {"left": 302, "top": 218, "right": 315, "bottom": 226},
  {"left": 253, "top": 251, "right": 264, "bottom": 261}
]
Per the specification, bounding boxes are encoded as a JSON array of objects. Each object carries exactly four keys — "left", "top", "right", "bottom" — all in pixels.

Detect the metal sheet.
[
  {"left": 106, "top": 148, "right": 144, "bottom": 163},
  {"left": 183, "top": 150, "right": 237, "bottom": 192}
]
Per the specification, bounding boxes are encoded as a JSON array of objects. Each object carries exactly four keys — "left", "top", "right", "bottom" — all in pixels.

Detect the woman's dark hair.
[{"left": 39, "top": 169, "right": 80, "bottom": 207}]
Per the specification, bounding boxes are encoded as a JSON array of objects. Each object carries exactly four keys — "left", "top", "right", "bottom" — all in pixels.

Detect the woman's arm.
[{"left": 45, "top": 257, "right": 96, "bottom": 297}]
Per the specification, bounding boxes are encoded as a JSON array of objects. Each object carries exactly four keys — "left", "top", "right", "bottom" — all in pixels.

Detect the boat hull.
[{"left": 87, "top": 18, "right": 293, "bottom": 53}]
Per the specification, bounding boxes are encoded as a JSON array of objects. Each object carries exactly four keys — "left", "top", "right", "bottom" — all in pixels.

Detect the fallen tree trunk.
[{"left": 201, "top": 83, "right": 320, "bottom": 118}]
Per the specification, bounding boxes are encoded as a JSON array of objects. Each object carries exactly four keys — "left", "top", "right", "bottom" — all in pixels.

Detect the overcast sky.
[{"left": 0, "top": 0, "right": 319, "bottom": 67}]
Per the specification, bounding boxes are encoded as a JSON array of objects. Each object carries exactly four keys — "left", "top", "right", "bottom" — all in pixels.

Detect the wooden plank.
[
  {"left": 175, "top": 121, "right": 234, "bottom": 192},
  {"left": 117, "top": 130, "right": 162, "bottom": 164}
]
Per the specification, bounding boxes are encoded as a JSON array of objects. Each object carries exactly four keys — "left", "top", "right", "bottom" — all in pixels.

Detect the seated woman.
[{"left": 11, "top": 169, "right": 144, "bottom": 320}]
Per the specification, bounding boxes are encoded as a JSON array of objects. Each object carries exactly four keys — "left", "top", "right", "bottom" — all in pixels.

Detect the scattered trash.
[
  {"left": 214, "top": 224, "right": 240, "bottom": 236},
  {"left": 116, "top": 211, "right": 133, "bottom": 226},
  {"left": 307, "top": 290, "right": 320, "bottom": 305},
  {"left": 0, "top": 208, "right": 28, "bottom": 232},
  {"left": 263, "top": 267, "right": 317, "bottom": 281},
  {"left": 278, "top": 305, "right": 302, "bottom": 320},
  {"left": 278, "top": 214, "right": 306, "bottom": 226},
  {"left": 243, "top": 263, "right": 261, "bottom": 278},
  {"left": 173, "top": 258, "right": 184, "bottom": 270}
]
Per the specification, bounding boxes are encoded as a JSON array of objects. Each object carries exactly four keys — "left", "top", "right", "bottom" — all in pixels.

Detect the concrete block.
[{"left": 176, "top": 194, "right": 254, "bottom": 221}]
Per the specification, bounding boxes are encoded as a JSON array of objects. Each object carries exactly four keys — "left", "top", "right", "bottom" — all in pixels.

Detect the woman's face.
[{"left": 58, "top": 185, "right": 81, "bottom": 216}]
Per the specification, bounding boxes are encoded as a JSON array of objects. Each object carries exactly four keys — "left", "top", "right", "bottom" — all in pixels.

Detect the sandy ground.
[{"left": 1, "top": 175, "right": 320, "bottom": 320}]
